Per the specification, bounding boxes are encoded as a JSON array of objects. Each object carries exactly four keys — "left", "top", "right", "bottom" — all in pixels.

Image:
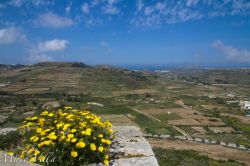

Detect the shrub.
[
  {"left": 16, "top": 107, "right": 113, "bottom": 165},
  {"left": 0, "top": 131, "right": 21, "bottom": 150}
]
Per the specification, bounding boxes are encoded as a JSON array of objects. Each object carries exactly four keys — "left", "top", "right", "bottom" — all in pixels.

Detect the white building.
[{"left": 240, "top": 101, "right": 250, "bottom": 110}]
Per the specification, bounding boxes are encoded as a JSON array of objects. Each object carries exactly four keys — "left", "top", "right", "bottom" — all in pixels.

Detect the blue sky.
[{"left": 0, "top": 0, "right": 250, "bottom": 67}]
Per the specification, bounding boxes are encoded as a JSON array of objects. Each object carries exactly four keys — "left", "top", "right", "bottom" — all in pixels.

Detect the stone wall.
[{"left": 143, "top": 133, "right": 250, "bottom": 152}]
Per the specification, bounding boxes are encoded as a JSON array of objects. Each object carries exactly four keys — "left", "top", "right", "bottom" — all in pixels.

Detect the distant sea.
[
  {"left": 115, "top": 64, "right": 176, "bottom": 71},
  {"left": 114, "top": 64, "right": 250, "bottom": 71}
]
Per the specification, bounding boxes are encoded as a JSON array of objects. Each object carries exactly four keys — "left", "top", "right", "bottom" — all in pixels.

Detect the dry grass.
[
  {"left": 168, "top": 119, "right": 201, "bottom": 126},
  {"left": 174, "top": 100, "right": 186, "bottom": 107},
  {"left": 191, "top": 126, "right": 207, "bottom": 134},
  {"left": 202, "top": 105, "right": 226, "bottom": 109},
  {"left": 148, "top": 138, "right": 250, "bottom": 166},
  {"left": 112, "top": 89, "right": 155, "bottom": 96},
  {"left": 15, "top": 87, "right": 50, "bottom": 94},
  {"left": 139, "top": 108, "right": 225, "bottom": 126},
  {"left": 221, "top": 113, "right": 250, "bottom": 124}
]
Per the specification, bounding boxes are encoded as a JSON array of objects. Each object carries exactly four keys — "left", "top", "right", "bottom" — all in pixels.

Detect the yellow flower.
[
  {"left": 105, "top": 139, "right": 111, "bottom": 145},
  {"left": 104, "top": 159, "right": 109, "bottom": 165},
  {"left": 20, "top": 154, "right": 25, "bottom": 159},
  {"left": 40, "top": 131, "right": 46, "bottom": 136},
  {"left": 63, "top": 124, "right": 71, "bottom": 131},
  {"left": 85, "top": 128, "right": 92, "bottom": 136},
  {"left": 48, "top": 113, "right": 54, "bottom": 117},
  {"left": 30, "top": 157, "right": 36, "bottom": 163},
  {"left": 71, "top": 138, "right": 77, "bottom": 143},
  {"left": 56, "top": 123, "right": 63, "bottom": 129},
  {"left": 104, "top": 154, "right": 109, "bottom": 160},
  {"left": 31, "top": 117, "right": 38, "bottom": 120},
  {"left": 48, "top": 132, "right": 57, "bottom": 140},
  {"left": 45, "top": 129, "right": 51, "bottom": 132},
  {"left": 36, "top": 128, "right": 42, "bottom": 133},
  {"left": 108, "top": 128, "right": 113, "bottom": 134},
  {"left": 38, "top": 118, "right": 45, "bottom": 125},
  {"left": 71, "top": 151, "right": 78, "bottom": 158},
  {"left": 98, "top": 146, "right": 104, "bottom": 152},
  {"left": 27, "top": 148, "right": 34, "bottom": 154},
  {"left": 20, "top": 151, "right": 26, "bottom": 159},
  {"left": 30, "top": 136, "right": 39, "bottom": 142},
  {"left": 90, "top": 143, "right": 96, "bottom": 151},
  {"left": 7, "top": 152, "right": 14, "bottom": 156},
  {"left": 60, "top": 135, "right": 66, "bottom": 141},
  {"left": 98, "top": 134, "right": 103, "bottom": 138},
  {"left": 42, "top": 140, "right": 53, "bottom": 146},
  {"left": 72, "top": 109, "right": 78, "bottom": 113},
  {"left": 67, "top": 134, "right": 74, "bottom": 138},
  {"left": 38, "top": 155, "right": 46, "bottom": 162},
  {"left": 79, "top": 122, "right": 86, "bottom": 128},
  {"left": 38, "top": 143, "right": 43, "bottom": 148},
  {"left": 76, "top": 141, "right": 86, "bottom": 148},
  {"left": 70, "top": 129, "right": 76, "bottom": 133},
  {"left": 40, "top": 111, "right": 48, "bottom": 116},
  {"left": 101, "top": 139, "right": 106, "bottom": 143},
  {"left": 34, "top": 150, "right": 40, "bottom": 155},
  {"left": 26, "top": 122, "right": 34, "bottom": 127}
]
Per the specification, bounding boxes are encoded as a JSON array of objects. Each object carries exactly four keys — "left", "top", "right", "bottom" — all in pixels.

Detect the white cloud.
[
  {"left": 8, "top": 0, "right": 25, "bottom": 7},
  {"left": 212, "top": 40, "right": 250, "bottom": 62},
  {"left": 100, "top": 41, "right": 108, "bottom": 47},
  {"left": 36, "top": 12, "right": 75, "bottom": 28},
  {"left": 65, "top": 1, "right": 72, "bottom": 13},
  {"left": 85, "top": 17, "right": 102, "bottom": 27},
  {"left": 31, "top": 0, "right": 44, "bottom": 6},
  {"left": 103, "top": 6, "right": 119, "bottom": 14},
  {"left": 38, "top": 39, "right": 70, "bottom": 52},
  {"left": 100, "top": 41, "right": 112, "bottom": 54},
  {"left": 28, "top": 39, "right": 70, "bottom": 63},
  {"left": 186, "top": 0, "right": 199, "bottom": 7},
  {"left": 102, "top": 0, "right": 119, "bottom": 14},
  {"left": 28, "top": 49, "right": 53, "bottom": 63},
  {"left": 81, "top": 3, "right": 90, "bottom": 14},
  {"left": 144, "top": 7, "right": 154, "bottom": 16},
  {"left": 91, "top": 0, "right": 100, "bottom": 7},
  {"left": 9, "top": 0, "right": 53, "bottom": 8},
  {"left": 0, "top": 27, "right": 26, "bottom": 44},
  {"left": 132, "top": 0, "right": 250, "bottom": 28},
  {"left": 136, "top": 0, "right": 144, "bottom": 11},
  {"left": 155, "top": 2, "right": 166, "bottom": 12},
  {"left": 0, "top": 3, "right": 6, "bottom": 9}
]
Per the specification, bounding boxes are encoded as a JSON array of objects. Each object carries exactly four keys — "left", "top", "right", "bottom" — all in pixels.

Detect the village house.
[{"left": 240, "top": 101, "right": 250, "bottom": 110}]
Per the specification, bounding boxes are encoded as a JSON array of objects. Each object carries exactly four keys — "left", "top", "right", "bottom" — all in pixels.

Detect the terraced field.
[{"left": 1, "top": 62, "right": 250, "bottom": 164}]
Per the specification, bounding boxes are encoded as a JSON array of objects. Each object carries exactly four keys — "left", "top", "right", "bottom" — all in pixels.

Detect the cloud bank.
[
  {"left": 212, "top": 40, "right": 250, "bottom": 62},
  {"left": 29, "top": 39, "right": 70, "bottom": 63},
  {"left": 36, "top": 12, "right": 75, "bottom": 28},
  {"left": 0, "top": 27, "right": 26, "bottom": 44}
]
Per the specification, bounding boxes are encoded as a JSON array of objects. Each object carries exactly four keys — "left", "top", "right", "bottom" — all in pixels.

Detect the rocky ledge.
[{"left": 108, "top": 126, "right": 159, "bottom": 166}]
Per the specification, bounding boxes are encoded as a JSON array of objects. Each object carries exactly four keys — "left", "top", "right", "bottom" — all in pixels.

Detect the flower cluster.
[{"left": 17, "top": 107, "right": 113, "bottom": 165}]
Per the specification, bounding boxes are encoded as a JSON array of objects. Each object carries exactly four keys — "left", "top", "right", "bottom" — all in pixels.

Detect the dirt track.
[{"left": 148, "top": 138, "right": 250, "bottom": 166}]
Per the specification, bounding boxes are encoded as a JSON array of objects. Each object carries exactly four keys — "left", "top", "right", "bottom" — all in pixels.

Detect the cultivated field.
[{"left": 1, "top": 62, "right": 250, "bottom": 164}]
